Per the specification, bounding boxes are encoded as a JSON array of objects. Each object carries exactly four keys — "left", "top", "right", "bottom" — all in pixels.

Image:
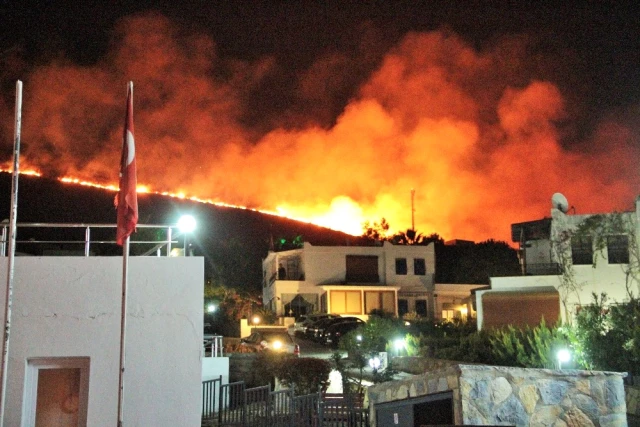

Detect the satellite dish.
[{"left": 551, "top": 192, "right": 569, "bottom": 213}]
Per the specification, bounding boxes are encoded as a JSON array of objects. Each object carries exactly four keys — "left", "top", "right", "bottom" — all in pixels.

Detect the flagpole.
[
  {"left": 0, "top": 80, "right": 23, "bottom": 426},
  {"left": 116, "top": 80, "right": 137, "bottom": 426},
  {"left": 117, "top": 236, "right": 130, "bottom": 427}
]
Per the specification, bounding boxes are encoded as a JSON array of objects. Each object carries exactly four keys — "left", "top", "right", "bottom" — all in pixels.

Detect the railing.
[
  {"left": 202, "top": 376, "right": 223, "bottom": 419},
  {"left": 204, "top": 335, "right": 224, "bottom": 357},
  {"left": 0, "top": 223, "right": 186, "bottom": 257},
  {"left": 524, "top": 262, "right": 562, "bottom": 276},
  {"left": 204, "top": 380, "right": 368, "bottom": 427}
]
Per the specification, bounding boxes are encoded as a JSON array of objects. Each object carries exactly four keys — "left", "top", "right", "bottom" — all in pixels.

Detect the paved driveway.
[{"left": 293, "top": 336, "right": 345, "bottom": 359}]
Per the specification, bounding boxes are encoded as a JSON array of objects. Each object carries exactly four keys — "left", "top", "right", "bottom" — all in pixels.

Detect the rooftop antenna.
[
  {"left": 551, "top": 192, "right": 570, "bottom": 213},
  {"left": 411, "top": 188, "right": 415, "bottom": 231}
]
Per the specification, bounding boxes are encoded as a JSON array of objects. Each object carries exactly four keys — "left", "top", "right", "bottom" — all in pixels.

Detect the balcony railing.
[
  {"left": 0, "top": 223, "right": 187, "bottom": 257},
  {"left": 524, "top": 262, "right": 562, "bottom": 276}
]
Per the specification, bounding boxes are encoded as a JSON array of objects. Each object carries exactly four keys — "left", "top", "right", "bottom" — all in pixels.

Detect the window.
[
  {"left": 398, "top": 299, "right": 409, "bottom": 317},
  {"left": 571, "top": 236, "right": 593, "bottom": 265},
  {"left": 414, "top": 258, "right": 426, "bottom": 275},
  {"left": 415, "top": 299, "right": 427, "bottom": 316},
  {"left": 330, "top": 290, "right": 361, "bottom": 314},
  {"left": 364, "top": 291, "right": 396, "bottom": 314},
  {"left": 607, "top": 235, "right": 629, "bottom": 264},
  {"left": 24, "top": 357, "right": 90, "bottom": 427},
  {"left": 346, "top": 255, "right": 379, "bottom": 282},
  {"left": 442, "top": 309, "right": 454, "bottom": 321},
  {"left": 395, "top": 258, "right": 407, "bottom": 275}
]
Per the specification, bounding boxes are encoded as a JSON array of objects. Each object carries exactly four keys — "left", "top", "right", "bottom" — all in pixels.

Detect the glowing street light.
[
  {"left": 177, "top": 215, "right": 196, "bottom": 256},
  {"left": 368, "top": 357, "right": 381, "bottom": 370},
  {"left": 207, "top": 304, "right": 216, "bottom": 313},
  {"left": 252, "top": 315, "right": 261, "bottom": 326},
  {"left": 557, "top": 349, "right": 571, "bottom": 370},
  {"left": 394, "top": 338, "right": 406, "bottom": 355}
]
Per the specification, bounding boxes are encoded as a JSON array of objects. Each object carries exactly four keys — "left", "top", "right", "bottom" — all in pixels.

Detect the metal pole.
[
  {"left": 411, "top": 188, "right": 415, "bottom": 231},
  {"left": 117, "top": 236, "right": 130, "bottom": 426},
  {"left": 84, "top": 226, "right": 91, "bottom": 257},
  {"left": 166, "top": 227, "right": 172, "bottom": 256},
  {"left": 0, "top": 80, "right": 22, "bottom": 425}
]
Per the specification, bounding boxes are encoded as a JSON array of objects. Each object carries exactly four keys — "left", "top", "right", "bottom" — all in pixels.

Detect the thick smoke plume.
[{"left": 1, "top": 14, "right": 638, "bottom": 242}]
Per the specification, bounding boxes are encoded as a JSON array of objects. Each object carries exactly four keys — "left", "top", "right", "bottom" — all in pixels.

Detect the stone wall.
[
  {"left": 367, "top": 364, "right": 628, "bottom": 426},
  {"left": 391, "top": 356, "right": 462, "bottom": 375}
]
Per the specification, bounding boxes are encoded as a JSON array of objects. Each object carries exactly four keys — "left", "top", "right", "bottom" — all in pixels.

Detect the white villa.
[
  {"left": 262, "top": 241, "right": 487, "bottom": 322},
  {"left": 476, "top": 195, "right": 640, "bottom": 329}
]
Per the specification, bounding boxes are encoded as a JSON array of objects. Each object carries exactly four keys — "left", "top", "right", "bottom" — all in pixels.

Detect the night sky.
[{"left": 0, "top": 2, "right": 639, "bottom": 242}]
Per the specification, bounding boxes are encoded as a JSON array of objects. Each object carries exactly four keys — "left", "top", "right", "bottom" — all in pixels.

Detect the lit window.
[{"left": 364, "top": 291, "right": 395, "bottom": 314}]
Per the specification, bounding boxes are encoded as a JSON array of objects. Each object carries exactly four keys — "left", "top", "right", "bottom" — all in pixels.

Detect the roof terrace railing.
[{"left": 0, "top": 223, "right": 187, "bottom": 257}]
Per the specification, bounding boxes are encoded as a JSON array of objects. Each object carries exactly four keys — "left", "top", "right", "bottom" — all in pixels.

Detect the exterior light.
[
  {"left": 178, "top": 215, "right": 196, "bottom": 233},
  {"left": 368, "top": 357, "right": 381, "bottom": 370},
  {"left": 557, "top": 349, "right": 571, "bottom": 369},
  {"left": 356, "top": 335, "right": 362, "bottom": 342},
  {"left": 272, "top": 340, "right": 283, "bottom": 350},
  {"left": 394, "top": 338, "right": 405, "bottom": 353},
  {"left": 252, "top": 316, "right": 261, "bottom": 325},
  {"left": 207, "top": 304, "right": 216, "bottom": 313},
  {"left": 177, "top": 215, "right": 196, "bottom": 256}
]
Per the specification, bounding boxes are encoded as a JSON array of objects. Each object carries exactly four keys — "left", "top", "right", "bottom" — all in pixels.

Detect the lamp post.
[{"left": 177, "top": 215, "right": 196, "bottom": 256}]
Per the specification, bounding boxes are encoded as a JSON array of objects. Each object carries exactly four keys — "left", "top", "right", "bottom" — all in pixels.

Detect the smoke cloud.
[{"left": 1, "top": 13, "right": 638, "bottom": 242}]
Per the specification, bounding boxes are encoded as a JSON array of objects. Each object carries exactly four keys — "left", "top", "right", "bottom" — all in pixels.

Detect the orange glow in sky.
[{"left": 1, "top": 15, "right": 638, "bottom": 243}]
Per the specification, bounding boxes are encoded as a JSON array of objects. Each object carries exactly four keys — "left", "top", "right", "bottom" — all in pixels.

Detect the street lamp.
[{"left": 178, "top": 215, "right": 196, "bottom": 256}]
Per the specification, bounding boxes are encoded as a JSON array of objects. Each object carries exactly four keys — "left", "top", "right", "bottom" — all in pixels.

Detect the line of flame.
[{"left": 0, "top": 169, "right": 356, "bottom": 235}]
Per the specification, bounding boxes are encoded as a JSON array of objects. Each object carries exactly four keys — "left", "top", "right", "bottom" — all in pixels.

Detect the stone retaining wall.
[
  {"left": 367, "top": 364, "right": 627, "bottom": 426},
  {"left": 391, "top": 356, "right": 464, "bottom": 375}
]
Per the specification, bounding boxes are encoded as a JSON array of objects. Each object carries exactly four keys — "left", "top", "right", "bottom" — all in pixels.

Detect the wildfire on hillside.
[{"left": 1, "top": 14, "right": 638, "bottom": 242}]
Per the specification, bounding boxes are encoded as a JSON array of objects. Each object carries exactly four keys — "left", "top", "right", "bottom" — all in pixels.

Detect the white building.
[
  {"left": 0, "top": 228, "right": 204, "bottom": 426},
  {"left": 262, "top": 241, "right": 436, "bottom": 319},
  {"left": 476, "top": 196, "right": 640, "bottom": 329}
]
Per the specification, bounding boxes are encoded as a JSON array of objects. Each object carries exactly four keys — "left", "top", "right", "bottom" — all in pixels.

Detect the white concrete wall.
[{"left": 0, "top": 256, "right": 203, "bottom": 427}]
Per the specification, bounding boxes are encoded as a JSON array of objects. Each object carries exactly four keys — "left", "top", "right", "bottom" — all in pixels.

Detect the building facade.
[
  {"left": 476, "top": 196, "right": 640, "bottom": 329},
  {"left": 0, "top": 255, "right": 204, "bottom": 426},
  {"left": 262, "top": 241, "right": 436, "bottom": 319}
]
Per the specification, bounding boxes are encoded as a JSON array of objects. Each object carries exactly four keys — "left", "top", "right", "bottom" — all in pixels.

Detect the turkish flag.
[{"left": 116, "top": 83, "right": 138, "bottom": 246}]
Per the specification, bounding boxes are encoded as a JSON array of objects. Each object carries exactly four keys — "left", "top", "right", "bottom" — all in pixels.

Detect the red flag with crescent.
[{"left": 116, "top": 83, "right": 138, "bottom": 245}]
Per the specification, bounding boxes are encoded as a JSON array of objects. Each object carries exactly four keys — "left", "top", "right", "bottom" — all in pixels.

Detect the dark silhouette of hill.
[{"left": 0, "top": 172, "right": 362, "bottom": 294}]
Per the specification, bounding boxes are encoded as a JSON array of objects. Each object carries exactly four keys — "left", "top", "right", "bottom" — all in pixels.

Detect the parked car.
[
  {"left": 291, "top": 313, "right": 341, "bottom": 336},
  {"left": 240, "top": 330, "right": 300, "bottom": 355},
  {"left": 309, "top": 316, "right": 364, "bottom": 342},
  {"left": 323, "top": 320, "right": 364, "bottom": 348}
]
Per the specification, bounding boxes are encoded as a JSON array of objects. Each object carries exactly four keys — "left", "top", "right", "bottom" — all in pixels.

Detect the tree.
[
  {"left": 569, "top": 293, "right": 640, "bottom": 374},
  {"left": 390, "top": 228, "right": 428, "bottom": 245},
  {"left": 436, "top": 239, "right": 519, "bottom": 284},
  {"left": 361, "top": 218, "right": 390, "bottom": 242}
]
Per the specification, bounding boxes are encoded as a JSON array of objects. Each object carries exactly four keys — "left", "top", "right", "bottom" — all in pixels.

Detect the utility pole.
[{"left": 411, "top": 188, "right": 415, "bottom": 231}]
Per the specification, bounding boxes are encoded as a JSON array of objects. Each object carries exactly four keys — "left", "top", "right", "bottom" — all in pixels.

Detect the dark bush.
[{"left": 276, "top": 357, "right": 331, "bottom": 395}]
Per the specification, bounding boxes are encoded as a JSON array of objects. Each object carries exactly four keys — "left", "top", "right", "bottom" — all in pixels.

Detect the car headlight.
[{"left": 272, "top": 340, "right": 283, "bottom": 350}]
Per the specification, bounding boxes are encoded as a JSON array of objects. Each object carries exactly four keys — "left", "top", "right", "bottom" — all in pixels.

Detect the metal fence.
[
  {"left": 203, "top": 380, "right": 368, "bottom": 427},
  {"left": 0, "top": 223, "right": 185, "bottom": 257}
]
